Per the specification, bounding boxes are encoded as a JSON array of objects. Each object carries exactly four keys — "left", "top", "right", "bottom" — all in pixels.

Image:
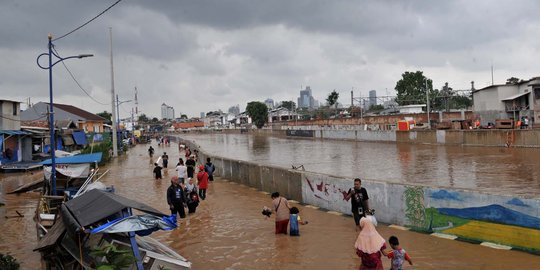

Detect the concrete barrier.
[{"left": 180, "top": 136, "right": 540, "bottom": 253}]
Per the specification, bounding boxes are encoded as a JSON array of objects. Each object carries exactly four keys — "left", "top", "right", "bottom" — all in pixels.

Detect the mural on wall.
[
  {"left": 404, "top": 186, "right": 426, "bottom": 228},
  {"left": 403, "top": 188, "right": 540, "bottom": 252}
]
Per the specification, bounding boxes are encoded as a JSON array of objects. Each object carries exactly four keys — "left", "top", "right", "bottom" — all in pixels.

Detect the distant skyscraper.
[
  {"left": 264, "top": 98, "right": 274, "bottom": 109},
  {"left": 200, "top": 112, "right": 205, "bottom": 118},
  {"left": 297, "top": 86, "right": 315, "bottom": 109},
  {"left": 161, "top": 103, "right": 175, "bottom": 120},
  {"left": 369, "top": 90, "right": 377, "bottom": 108},
  {"left": 228, "top": 105, "right": 240, "bottom": 115}
]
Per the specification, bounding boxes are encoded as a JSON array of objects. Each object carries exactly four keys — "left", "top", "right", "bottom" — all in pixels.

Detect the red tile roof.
[{"left": 53, "top": 103, "right": 106, "bottom": 122}]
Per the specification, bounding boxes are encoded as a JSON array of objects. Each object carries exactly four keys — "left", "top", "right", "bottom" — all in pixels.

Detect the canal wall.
[
  {"left": 278, "top": 128, "right": 540, "bottom": 147},
  {"left": 180, "top": 138, "right": 540, "bottom": 253}
]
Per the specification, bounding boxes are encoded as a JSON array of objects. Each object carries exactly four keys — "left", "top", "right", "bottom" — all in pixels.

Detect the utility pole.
[
  {"left": 109, "top": 27, "right": 118, "bottom": 157},
  {"left": 351, "top": 89, "right": 354, "bottom": 108},
  {"left": 425, "top": 78, "right": 431, "bottom": 129}
]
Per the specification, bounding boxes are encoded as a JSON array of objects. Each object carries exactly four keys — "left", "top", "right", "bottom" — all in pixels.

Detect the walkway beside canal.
[{"left": 1, "top": 143, "right": 539, "bottom": 269}]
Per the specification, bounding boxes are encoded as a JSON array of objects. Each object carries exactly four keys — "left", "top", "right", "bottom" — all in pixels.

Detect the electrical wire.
[
  {"left": 52, "top": 47, "right": 110, "bottom": 105},
  {"left": 52, "top": 0, "right": 123, "bottom": 42}
]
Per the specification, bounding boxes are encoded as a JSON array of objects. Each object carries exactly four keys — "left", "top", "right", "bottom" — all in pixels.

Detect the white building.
[
  {"left": 268, "top": 107, "right": 298, "bottom": 123},
  {"left": 472, "top": 77, "right": 540, "bottom": 125},
  {"left": 161, "top": 103, "right": 175, "bottom": 120},
  {"left": 399, "top": 104, "right": 426, "bottom": 114}
]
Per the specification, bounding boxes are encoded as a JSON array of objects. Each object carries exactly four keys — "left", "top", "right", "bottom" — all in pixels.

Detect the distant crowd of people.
[{"left": 149, "top": 141, "right": 216, "bottom": 219}]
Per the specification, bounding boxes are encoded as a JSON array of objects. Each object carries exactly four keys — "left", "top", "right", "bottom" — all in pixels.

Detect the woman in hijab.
[{"left": 355, "top": 217, "right": 387, "bottom": 270}]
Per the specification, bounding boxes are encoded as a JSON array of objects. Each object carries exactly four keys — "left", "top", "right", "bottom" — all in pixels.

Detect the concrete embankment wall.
[
  {"left": 280, "top": 128, "right": 540, "bottom": 147},
  {"left": 180, "top": 137, "right": 540, "bottom": 253}
]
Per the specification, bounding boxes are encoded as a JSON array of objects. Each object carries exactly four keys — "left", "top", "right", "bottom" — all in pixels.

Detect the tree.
[
  {"left": 506, "top": 77, "right": 521, "bottom": 85},
  {"left": 246, "top": 101, "right": 268, "bottom": 129},
  {"left": 97, "top": 111, "right": 113, "bottom": 125},
  {"left": 395, "top": 71, "right": 434, "bottom": 106},
  {"left": 280, "top": 101, "right": 296, "bottom": 111},
  {"left": 180, "top": 114, "right": 188, "bottom": 119},
  {"left": 151, "top": 117, "right": 159, "bottom": 123},
  {"left": 138, "top": 114, "right": 149, "bottom": 122},
  {"left": 326, "top": 90, "right": 339, "bottom": 116},
  {"left": 368, "top": 104, "right": 385, "bottom": 112}
]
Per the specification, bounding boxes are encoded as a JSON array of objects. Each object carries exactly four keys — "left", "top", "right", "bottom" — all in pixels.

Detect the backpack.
[
  {"left": 205, "top": 163, "right": 215, "bottom": 176},
  {"left": 391, "top": 249, "right": 405, "bottom": 270}
]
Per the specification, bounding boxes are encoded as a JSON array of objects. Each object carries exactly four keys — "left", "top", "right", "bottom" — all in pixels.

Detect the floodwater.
[
  {"left": 1, "top": 143, "right": 539, "bottom": 269},
  {"left": 181, "top": 133, "right": 540, "bottom": 197}
]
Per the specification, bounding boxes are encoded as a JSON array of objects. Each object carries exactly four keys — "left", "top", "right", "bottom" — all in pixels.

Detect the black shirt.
[
  {"left": 349, "top": 187, "right": 369, "bottom": 212},
  {"left": 153, "top": 165, "right": 162, "bottom": 178}
]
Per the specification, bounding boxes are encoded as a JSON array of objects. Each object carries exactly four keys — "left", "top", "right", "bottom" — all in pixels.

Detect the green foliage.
[
  {"left": 138, "top": 114, "right": 149, "bottom": 123},
  {"left": 81, "top": 141, "right": 112, "bottom": 164},
  {"left": 91, "top": 243, "right": 136, "bottom": 270},
  {"left": 326, "top": 90, "right": 339, "bottom": 108},
  {"left": 280, "top": 101, "right": 296, "bottom": 111},
  {"left": 151, "top": 117, "right": 159, "bottom": 123},
  {"left": 180, "top": 114, "right": 188, "bottom": 119},
  {"left": 395, "top": 71, "right": 434, "bottom": 106},
  {"left": 368, "top": 104, "right": 385, "bottom": 112},
  {"left": 0, "top": 253, "right": 20, "bottom": 270},
  {"left": 506, "top": 77, "right": 521, "bottom": 85},
  {"left": 97, "top": 111, "right": 113, "bottom": 125},
  {"left": 404, "top": 186, "right": 426, "bottom": 229},
  {"left": 246, "top": 101, "right": 268, "bottom": 129}
]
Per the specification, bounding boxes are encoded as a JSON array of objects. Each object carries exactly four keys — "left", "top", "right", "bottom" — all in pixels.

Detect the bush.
[
  {"left": 0, "top": 253, "right": 20, "bottom": 270},
  {"left": 81, "top": 141, "right": 113, "bottom": 164}
]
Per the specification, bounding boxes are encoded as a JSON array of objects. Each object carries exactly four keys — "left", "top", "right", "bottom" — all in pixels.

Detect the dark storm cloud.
[{"left": 2, "top": 0, "right": 540, "bottom": 117}]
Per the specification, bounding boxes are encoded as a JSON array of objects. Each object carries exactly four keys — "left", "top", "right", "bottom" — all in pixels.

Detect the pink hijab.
[{"left": 354, "top": 217, "right": 385, "bottom": 254}]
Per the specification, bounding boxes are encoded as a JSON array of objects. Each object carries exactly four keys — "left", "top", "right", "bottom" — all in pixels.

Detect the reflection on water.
[{"left": 182, "top": 133, "right": 540, "bottom": 197}]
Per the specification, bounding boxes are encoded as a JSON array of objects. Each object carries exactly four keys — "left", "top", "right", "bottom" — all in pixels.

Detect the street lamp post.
[
  {"left": 116, "top": 95, "right": 132, "bottom": 150},
  {"left": 37, "top": 34, "right": 93, "bottom": 195}
]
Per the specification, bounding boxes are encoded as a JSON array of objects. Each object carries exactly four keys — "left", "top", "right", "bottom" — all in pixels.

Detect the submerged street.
[{"left": 1, "top": 142, "right": 539, "bottom": 269}]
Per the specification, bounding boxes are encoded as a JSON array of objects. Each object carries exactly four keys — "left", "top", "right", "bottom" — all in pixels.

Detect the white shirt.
[{"left": 176, "top": 165, "right": 187, "bottom": 178}]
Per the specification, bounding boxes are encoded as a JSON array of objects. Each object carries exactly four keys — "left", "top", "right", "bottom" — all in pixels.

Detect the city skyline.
[{"left": 2, "top": 1, "right": 540, "bottom": 118}]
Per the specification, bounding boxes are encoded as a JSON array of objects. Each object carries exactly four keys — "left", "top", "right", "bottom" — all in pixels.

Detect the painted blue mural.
[
  {"left": 438, "top": 204, "right": 540, "bottom": 230},
  {"left": 429, "top": 190, "right": 462, "bottom": 201},
  {"left": 506, "top": 198, "right": 530, "bottom": 207}
]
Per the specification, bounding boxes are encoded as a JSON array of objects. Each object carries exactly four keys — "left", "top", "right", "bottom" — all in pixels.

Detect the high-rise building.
[
  {"left": 161, "top": 103, "right": 175, "bottom": 120},
  {"left": 228, "top": 105, "right": 240, "bottom": 116},
  {"left": 369, "top": 90, "right": 377, "bottom": 108},
  {"left": 297, "top": 86, "right": 315, "bottom": 109},
  {"left": 200, "top": 112, "right": 205, "bottom": 118},
  {"left": 264, "top": 98, "right": 274, "bottom": 109}
]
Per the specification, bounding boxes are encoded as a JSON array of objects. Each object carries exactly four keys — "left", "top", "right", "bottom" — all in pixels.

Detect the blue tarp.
[
  {"left": 0, "top": 130, "right": 30, "bottom": 135},
  {"left": 72, "top": 131, "right": 87, "bottom": 145},
  {"left": 89, "top": 214, "right": 177, "bottom": 236},
  {"left": 41, "top": 152, "right": 103, "bottom": 165}
]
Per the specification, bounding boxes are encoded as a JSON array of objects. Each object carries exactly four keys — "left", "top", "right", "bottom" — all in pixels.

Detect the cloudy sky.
[{"left": 2, "top": 0, "right": 539, "bottom": 118}]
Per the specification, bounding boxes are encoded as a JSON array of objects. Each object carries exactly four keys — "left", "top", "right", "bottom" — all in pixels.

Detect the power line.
[
  {"left": 52, "top": 47, "right": 110, "bottom": 105},
  {"left": 52, "top": 0, "right": 123, "bottom": 42}
]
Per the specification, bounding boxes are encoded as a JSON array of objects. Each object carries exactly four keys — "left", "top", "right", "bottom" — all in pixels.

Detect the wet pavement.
[
  {"left": 181, "top": 133, "right": 540, "bottom": 197},
  {"left": 1, "top": 143, "right": 539, "bottom": 269}
]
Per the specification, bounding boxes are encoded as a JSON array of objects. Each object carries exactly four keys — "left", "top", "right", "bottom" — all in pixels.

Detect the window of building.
[
  {"left": 12, "top": 103, "right": 17, "bottom": 115},
  {"left": 535, "top": 88, "right": 540, "bottom": 99}
]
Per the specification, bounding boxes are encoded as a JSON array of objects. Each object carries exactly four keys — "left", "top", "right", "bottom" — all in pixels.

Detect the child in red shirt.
[
  {"left": 387, "top": 236, "right": 413, "bottom": 270},
  {"left": 197, "top": 165, "right": 209, "bottom": 200}
]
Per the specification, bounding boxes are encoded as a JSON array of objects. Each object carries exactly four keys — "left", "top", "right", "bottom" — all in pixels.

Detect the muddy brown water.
[
  {"left": 180, "top": 133, "right": 540, "bottom": 197},
  {"left": 1, "top": 143, "right": 539, "bottom": 269}
]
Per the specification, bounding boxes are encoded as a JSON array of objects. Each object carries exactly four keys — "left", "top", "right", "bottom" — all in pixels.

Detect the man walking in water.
[
  {"left": 205, "top": 157, "right": 216, "bottom": 181},
  {"left": 186, "top": 155, "right": 196, "bottom": 178},
  {"left": 345, "top": 178, "right": 370, "bottom": 230},
  {"left": 167, "top": 176, "right": 186, "bottom": 219},
  {"left": 162, "top": 152, "right": 169, "bottom": 168}
]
